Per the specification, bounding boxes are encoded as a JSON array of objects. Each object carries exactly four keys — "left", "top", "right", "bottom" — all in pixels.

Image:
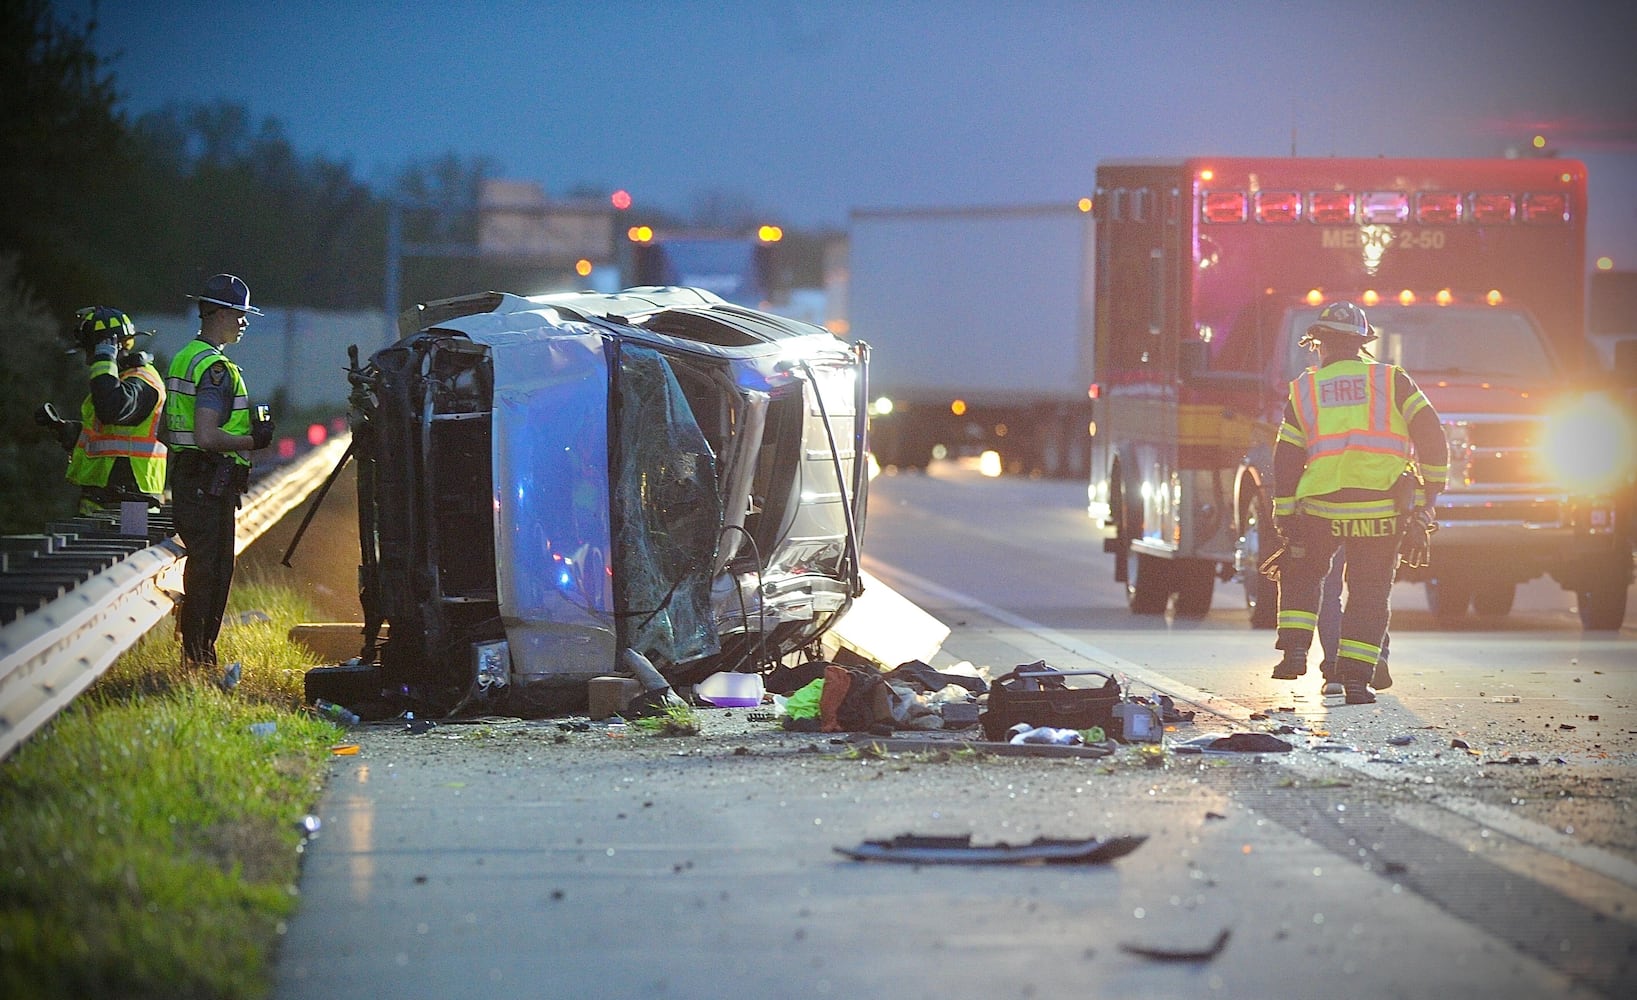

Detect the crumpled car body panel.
[{"left": 351, "top": 287, "right": 868, "bottom": 715}]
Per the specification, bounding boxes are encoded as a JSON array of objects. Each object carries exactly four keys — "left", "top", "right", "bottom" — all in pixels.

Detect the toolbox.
[{"left": 979, "top": 664, "right": 1122, "bottom": 742}]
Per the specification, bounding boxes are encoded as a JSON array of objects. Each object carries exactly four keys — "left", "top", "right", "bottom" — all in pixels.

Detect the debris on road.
[
  {"left": 835, "top": 833, "right": 1147, "bottom": 865},
  {"left": 1118, "top": 928, "right": 1231, "bottom": 963}
]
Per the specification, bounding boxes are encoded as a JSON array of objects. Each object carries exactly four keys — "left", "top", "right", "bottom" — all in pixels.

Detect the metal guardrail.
[{"left": 0, "top": 435, "right": 352, "bottom": 760}]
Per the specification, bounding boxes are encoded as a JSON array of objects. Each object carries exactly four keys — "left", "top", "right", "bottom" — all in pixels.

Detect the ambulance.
[{"left": 1087, "top": 157, "right": 1634, "bottom": 629}]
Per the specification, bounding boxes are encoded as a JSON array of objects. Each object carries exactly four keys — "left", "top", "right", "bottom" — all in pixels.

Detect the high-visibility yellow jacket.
[
  {"left": 65, "top": 360, "right": 167, "bottom": 494},
  {"left": 1273, "top": 359, "right": 1446, "bottom": 520},
  {"left": 165, "top": 339, "right": 252, "bottom": 468}
]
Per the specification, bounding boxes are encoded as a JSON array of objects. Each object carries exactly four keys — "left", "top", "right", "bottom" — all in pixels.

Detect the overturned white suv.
[{"left": 328, "top": 287, "right": 869, "bottom": 716}]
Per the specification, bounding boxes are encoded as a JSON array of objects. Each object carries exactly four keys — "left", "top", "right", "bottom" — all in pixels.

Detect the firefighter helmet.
[
  {"left": 1300, "top": 300, "right": 1378, "bottom": 349},
  {"left": 190, "top": 273, "right": 264, "bottom": 316},
  {"left": 70, "top": 306, "right": 136, "bottom": 355}
]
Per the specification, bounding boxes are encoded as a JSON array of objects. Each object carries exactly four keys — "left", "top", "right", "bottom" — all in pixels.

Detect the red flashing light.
[
  {"left": 610, "top": 189, "right": 632, "bottom": 210},
  {"left": 1309, "top": 191, "right": 1354, "bottom": 224},
  {"left": 277, "top": 438, "right": 296, "bottom": 460},
  {"left": 1255, "top": 191, "right": 1301, "bottom": 223},
  {"left": 1521, "top": 192, "right": 1568, "bottom": 224},
  {"left": 307, "top": 423, "right": 327, "bottom": 446},
  {"left": 1088, "top": 383, "right": 1101, "bottom": 400},
  {"left": 1202, "top": 191, "right": 1247, "bottom": 223},
  {"left": 1415, "top": 191, "right": 1463, "bottom": 224},
  {"left": 1470, "top": 193, "right": 1514, "bottom": 223}
]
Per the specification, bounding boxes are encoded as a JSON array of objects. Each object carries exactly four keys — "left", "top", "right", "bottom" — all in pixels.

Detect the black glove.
[
  {"left": 1399, "top": 507, "right": 1437, "bottom": 569},
  {"left": 250, "top": 417, "right": 276, "bottom": 451},
  {"left": 34, "top": 403, "right": 80, "bottom": 450}
]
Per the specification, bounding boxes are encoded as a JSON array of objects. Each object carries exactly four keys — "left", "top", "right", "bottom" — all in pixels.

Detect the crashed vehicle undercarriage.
[{"left": 326, "top": 287, "right": 869, "bottom": 717}]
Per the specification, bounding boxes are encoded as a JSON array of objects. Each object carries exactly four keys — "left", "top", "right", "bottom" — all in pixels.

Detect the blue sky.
[{"left": 70, "top": 0, "right": 1637, "bottom": 229}]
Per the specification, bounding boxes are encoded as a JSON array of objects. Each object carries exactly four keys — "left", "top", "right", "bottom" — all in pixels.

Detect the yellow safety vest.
[
  {"left": 165, "top": 339, "right": 252, "bottom": 468},
  {"left": 65, "top": 361, "right": 168, "bottom": 495},
  {"left": 1287, "top": 359, "right": 1413, "bottom": 516}
]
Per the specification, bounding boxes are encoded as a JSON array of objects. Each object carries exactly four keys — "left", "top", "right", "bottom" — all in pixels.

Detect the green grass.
[
  {"left": 0, "top": 579, "right": 341, "bottom": 999},
  {"left": 632, "top": 698, "right": 701, "bottom": 736}
]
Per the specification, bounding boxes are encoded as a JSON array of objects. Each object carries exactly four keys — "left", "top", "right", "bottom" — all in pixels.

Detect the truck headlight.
[{"left": 1540, "top": 394, "right": 1636, "bottom": 495}]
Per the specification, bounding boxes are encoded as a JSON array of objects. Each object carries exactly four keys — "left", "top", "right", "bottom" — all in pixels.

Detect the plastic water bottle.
[
  {"left": 1008, "top": 725, "right": 1083, "bottom": 746},
  {"left": 313, "top": 699, "right": 360, "bottom": 726}
]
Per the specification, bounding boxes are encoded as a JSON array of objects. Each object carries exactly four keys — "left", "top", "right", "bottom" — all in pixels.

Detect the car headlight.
[{"left": 1540, "top": 394, "right": 1637, "bottom": 495}]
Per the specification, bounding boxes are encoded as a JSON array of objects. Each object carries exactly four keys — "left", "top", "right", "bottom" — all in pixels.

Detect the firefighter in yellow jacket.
[
  {"left": 1269, "top": 301, "right": 1449, "bottom": 704},
  {"left": 34, "top": 306, "right": 167, "bottom": 515}
]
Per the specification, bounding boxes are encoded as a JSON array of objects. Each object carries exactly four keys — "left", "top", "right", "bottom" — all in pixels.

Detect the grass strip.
[{"left": 1, "top": 579, "right": 341, "bottom": 1000}]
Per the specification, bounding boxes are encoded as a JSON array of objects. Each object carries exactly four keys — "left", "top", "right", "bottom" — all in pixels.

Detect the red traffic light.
[{"left": 611, "top": 189, "right": 632, "bottom": 210}]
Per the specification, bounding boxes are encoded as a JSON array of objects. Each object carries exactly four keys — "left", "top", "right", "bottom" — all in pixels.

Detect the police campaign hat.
[{"left": 190, "top": 273, "right": 263, "bottom": 315}]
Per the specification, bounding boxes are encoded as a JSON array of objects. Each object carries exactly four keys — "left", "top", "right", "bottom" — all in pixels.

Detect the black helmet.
[
  {"left": 190, "top": 273, "right": 263, "bottom": 315},
  {"left": 1299, "top": 300, "right": 1377, "bottom": 350},
  {"left": 71, "top": 306, "right": 136, "bottom": 355}
]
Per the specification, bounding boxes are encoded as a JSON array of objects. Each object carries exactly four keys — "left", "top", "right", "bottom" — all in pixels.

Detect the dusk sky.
[{"left": 70, "top": 0, "right": 1637, "bottom": 230}]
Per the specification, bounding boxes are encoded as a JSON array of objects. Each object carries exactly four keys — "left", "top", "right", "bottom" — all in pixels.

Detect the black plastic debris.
[
  {"left": 1386, "top": 735, "right": 1414, "bottom": 746},
  {"left": 1119, "top": 928, "right": 1231, "bottom": 963},
  {"left": 835, "top": 833, "right": 1147, "bottom": 865},
  {"left": 1450, "top": 738, "right": 1472, "bottom": 749},
  {"left": 1181, "top": 732, "right": 1294, "bottom": 753}
]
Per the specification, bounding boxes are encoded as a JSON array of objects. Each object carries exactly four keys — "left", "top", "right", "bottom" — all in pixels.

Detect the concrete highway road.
[{"left": 271, "top": 461, "right": 1636, "bottom": 999}]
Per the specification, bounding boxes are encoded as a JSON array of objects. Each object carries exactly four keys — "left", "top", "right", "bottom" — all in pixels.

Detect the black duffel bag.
[{"left": 978, "top": 662, "right": 1122, "bottom": 742}]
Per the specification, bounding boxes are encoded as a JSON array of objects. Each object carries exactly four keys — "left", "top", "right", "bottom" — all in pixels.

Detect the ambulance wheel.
[
  {"left": 1242, "top": 490, "right": 1277, "bottom": 629},
  {"left": 1577, "top": 584, "right": 1628, "bottom": 631},
  {"left": 1173, "top": 559, "right": 1216, "bottom": 618},
  {"left": 1425, "top": 576, "right": 1473, "bottom": 625},
  {"left": 1128, "top": 553, "right": 1172, "bottom": 615},
  {"left": 1472, "top": 581, "right": 1515, "bottom": 618}
]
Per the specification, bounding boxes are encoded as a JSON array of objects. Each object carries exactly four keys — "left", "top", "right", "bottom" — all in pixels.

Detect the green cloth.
[{"left": 783, "top": 678, "right": 825, "bottom": 719}]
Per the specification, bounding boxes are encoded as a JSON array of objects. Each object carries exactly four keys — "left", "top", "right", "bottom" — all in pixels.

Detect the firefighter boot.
[
  {"left": 1271, "top": 650, "right": 1308, "bottom": 680},
  {"left": 1319, "top": 660, "right": 1343, "bottom": 696},
  {"left": 1371, "top": 660, "right": 1393, "bottom": 691},
  {"left": 1341, "top": 659, "right": 1376, "bottom": 705}
]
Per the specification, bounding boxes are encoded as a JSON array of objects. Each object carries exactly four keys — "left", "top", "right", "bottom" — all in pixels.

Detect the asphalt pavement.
[{"left": 270, "top": 463, "right": 1636, "bottom": 999}]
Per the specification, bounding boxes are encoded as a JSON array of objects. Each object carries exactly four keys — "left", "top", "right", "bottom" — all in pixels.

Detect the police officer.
[
  {"left": 34, "top": 307, "right": 168, "bottom": 516},
  {"left": 1268, "top": 301, "right": 1448, "bottom": 704},
  {"left": 164, "top": 274, "right": 275, "bottom": 670}
]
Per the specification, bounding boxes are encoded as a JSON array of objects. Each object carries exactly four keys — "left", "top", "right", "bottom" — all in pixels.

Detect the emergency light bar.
[
  {"left": 1522, "top": 192, "right": 1569, "bottom": 224},
  {"left": 1200, "top": 188, "right": 1569, "bottom": 225},
  {"left": 1254, "top": 191, "right": 1302, "bottom": 223},
  {"left": 1415, "top": 192, "right": 1463, "bottom": 224},
  {"left": 1470, "top": 193, "right": 1515, "bottom": 223}
]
